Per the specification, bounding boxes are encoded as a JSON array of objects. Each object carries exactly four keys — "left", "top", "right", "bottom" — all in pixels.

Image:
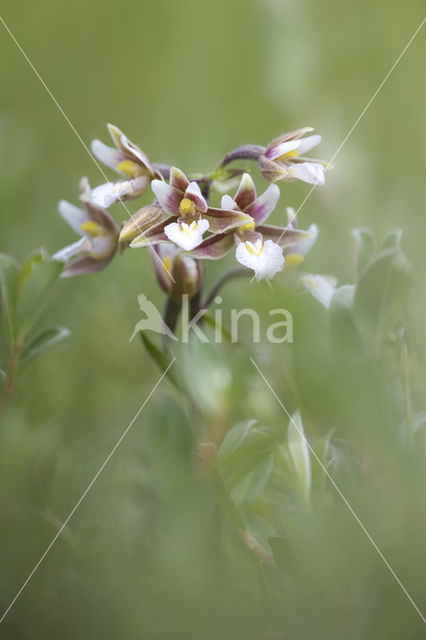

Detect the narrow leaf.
[
  {"left": 139, "top": 332, "right": 179, "bottom": 389},
  {"left": 17, "top": 259, "right": 63, "bottom": 335},
  {"left": 287, "top": 411, "right": 311, "bottom": 502},
  {"left": 231, "top": 452, "right": 274, "bottom": 506},
  {"left": 20, "top": 326, "right": 71, "bottom": 365},
  {"left": 0, "top": 253, "right": 20, "bottom": 347},
  {"left": 351, "top": 228, "right": 375, "bottom": 278}
]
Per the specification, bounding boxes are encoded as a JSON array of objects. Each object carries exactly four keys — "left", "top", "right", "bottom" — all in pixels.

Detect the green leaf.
[
  {"left": 17, "top": 259, "right": 63, "bottom": 336},
  {"left": 231, "top": 452, "right": 274, "bottom": 506},
  {"left": 243, "top": 513, "right": 276, "bottom": 557},
  {"left": 0, "top": 253, "right": 20, "bottom": 347},
  {"left": 140, "top": 332, "right": 179, "bottom": 390},
  {"left": 287, "top": 411, "right": 311, "bottom": 502},
  {"left": 381, "top": 229, "right": 403, "bottom": 251},
  {"left": 0, "top": 368, "right": 5, "bottom": 394},
  {"left": 311, "top": 429, "right": 334, "bottom": 495},
  {"left": 217, "top": 420, "right": 258, "bottom": 463},
  {"left": 213, "top": 469, "right": 245, "bottom": 532},
  {"left": 354, "top": 247, "right": 411, "bottom": 355},
  {"left": 20, "top": 326, "right": 71, "bottom": 365},
  {"left": 351, "top": 228, "right": 376, "bottom": 278},
  {"left": 329, "top": 285, "right": 361, "bottom": 352},
  {"left": 269, "top": 536, "right": 294, "bottom": 573},
  {"left": 18, "top": 248, "right": 48, "bottom": 291}
]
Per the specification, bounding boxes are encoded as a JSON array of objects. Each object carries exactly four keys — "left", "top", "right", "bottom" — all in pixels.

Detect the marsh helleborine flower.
[
  {"left": 52, "top": 184, "right": 119, "bottom": 276},
  {"left": 129, "top": 167, "right": 253, "bottom": 251},
  {"left": 259, "top": 127, "right": 327, "bottom": 186},
  {"left": 186, "top": 173, "right": 316, "bottom": 281},
  {"left": 90, "top": 124, "right": 161, "bottom": 208}
]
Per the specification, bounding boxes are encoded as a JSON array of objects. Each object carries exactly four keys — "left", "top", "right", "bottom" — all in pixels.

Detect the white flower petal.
[
  {"left": 294, "top": 223, "right": 319, "bottom": 257},
  {"left": 302, "top": 274, "right": 337, "bottom": 308},
  {"left": 52, "top": 237, "right": 89, "bottom": 263},
  {"left": 164, "top": 218, "right": 209, "bottom": 251},
  {"left": 294, "top": 134, "right": 322, "bottom": 156},
  {"left": 221, "top": 194, "right": 238, "bottom": 210},
  {"left": 91, "top": 139, "right": 125, "bottom": 171},
  {"left": 90, "top": 178, "right": 147, "bottom": 208},
  {"left": 288, "top": 162, "right": 325, "bottom": 185},
  {"left": 236, "top": 239, "right": 284, "bottom": 281},
  {"left": 58, "top": 200, "right": 89, "bottom": 236}
]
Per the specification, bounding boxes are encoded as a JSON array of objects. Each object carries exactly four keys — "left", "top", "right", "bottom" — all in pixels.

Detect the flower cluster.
[{"left": 53, "top": 124, "right": 328, "bottom": 292}]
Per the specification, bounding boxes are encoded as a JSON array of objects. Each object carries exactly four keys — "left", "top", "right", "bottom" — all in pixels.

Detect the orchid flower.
[
  {"left": 283, "top": 207, "right": 319, "bottom": 268},
  {"left": 129, "top": 167, "right": 253, "bottom": 251},
  {"left": 52, "top": 187, "right": 118, "bottom": 277},
  {"left": 301, "top": 274, "right": 338, "bottom": 308},
  {"left": 90, "top": 124, "right": 160, "bottom": 207},
  {"left": 185, "top": 173, "right": 315, "bottom": 281},
  {"left": 258, "top": 128, "right": 328, "bottom": 186}
]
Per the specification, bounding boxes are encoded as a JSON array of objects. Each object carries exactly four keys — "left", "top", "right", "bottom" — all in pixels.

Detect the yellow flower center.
[
  {"left": 284, "top": 253, "right": 304, "bottom": 268},
  {"left": 246, "top": 240, "right": 264, "bottom": 257},
  {"left": 116, "top": 160, "right": 140, "bottom": 178},
  {"left": 181, "top": 221, "right": 198, "bottom": 235},
  {"left": 179, "top": 197, "right": 196, "bottom": 217},
  {"left": 162, "top": 256, "right": 173, "bottom": 274},
  {"left": 239, "top": 220, "right": 255, "bottom": 232},
  {"left": 80, "top": 221, "right": 104, "bottom": 237}
]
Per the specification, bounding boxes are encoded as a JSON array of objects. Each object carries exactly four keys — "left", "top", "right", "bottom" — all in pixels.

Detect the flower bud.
[
  {"left": 119, "top": 203, "right": 166, "bottom": 245},
  {"left": 169, "top": 255, "right": 203, "bottom": 302}
]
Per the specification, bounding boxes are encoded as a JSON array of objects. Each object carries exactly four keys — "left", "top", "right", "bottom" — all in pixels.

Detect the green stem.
[
  {"left": 401, "top": 334, "right": 413, "bottom": 445},
  {"left": 0, "top": 341, "right": 21, "bottom": 422}
]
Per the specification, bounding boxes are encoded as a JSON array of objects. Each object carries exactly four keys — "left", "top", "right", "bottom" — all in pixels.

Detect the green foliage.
[
  {"left": 0, "top": 253, "right": 20, "bottom": 347},
  {"left": 0, "top": 251, "right": 67, "bottom": 395},
  {"left": 20, "top": 326, "right": 71, "bottom": 364}
]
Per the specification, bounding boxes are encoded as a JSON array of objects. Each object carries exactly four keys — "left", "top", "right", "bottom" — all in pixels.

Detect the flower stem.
[
  {"left": 0, "top": 342, "right": 21, "bottom": 423},
  {"left": 202, "top": 267, "right": 250, "bottom": 309},
  {"left": 220, "top": 144, "right": 266, "bottom": 168}
]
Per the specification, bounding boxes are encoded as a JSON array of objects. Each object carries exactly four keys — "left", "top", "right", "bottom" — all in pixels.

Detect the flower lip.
[{"left": 164, "top": 218, "right": 209, "bottom": 251}]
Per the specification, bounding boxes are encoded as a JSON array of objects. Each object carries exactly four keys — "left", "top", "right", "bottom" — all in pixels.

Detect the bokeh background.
[{"left": 0, "top": 0, "right": 425, "bottom": 638}]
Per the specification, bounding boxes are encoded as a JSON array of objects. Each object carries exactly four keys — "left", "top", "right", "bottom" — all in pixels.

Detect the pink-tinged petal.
[
  {"left": 130, "top": 217, "right": 177, "bottom": 248},
  {"left": 185, "top": 233, "right": 235, "bottom": 260},
  {"left": 245, "top": 184, "right": 280, "bottom": 225},
  {"left": 91, "top": 139, "right": 126, "bottom": 171},
  {"left": 62, "top": 255, "right": 114, "bottom": 277},
  {"left": 185, "top": 182, "right": 208, "bottom": 213},
  {"left": 265, "top": 127, "right": 314, "bottom": 159},
  {"left": 58, "top": 200, "right": 89, "bottom": 236},
  {"left": 287, "top": 162, "right": 325, "bottom": 185},
  {"left": 258, "top": 156, "right": 288, "bottom": 183},
  {"left": 107, "top": 123, "right": 153, "bottom": 173},
  {"left": 203, "top": 207, "right": 254, "bottom": 234},
  {"left": 234, "top": 173, "right": 256, "bottom": 210},
  {"left": 151, "top": 180, "right": 182, "bottom": 215},
  {"left": 170, "top": 166, "right": 189, "bottom": 192},
  {"left": 256, "top": 224, "right": 313, "bottom": 249}
]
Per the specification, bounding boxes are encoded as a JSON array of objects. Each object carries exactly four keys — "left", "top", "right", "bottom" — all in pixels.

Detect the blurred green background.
[{"left": 0, "top": 0, "right": 425, "bottom": 638}]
